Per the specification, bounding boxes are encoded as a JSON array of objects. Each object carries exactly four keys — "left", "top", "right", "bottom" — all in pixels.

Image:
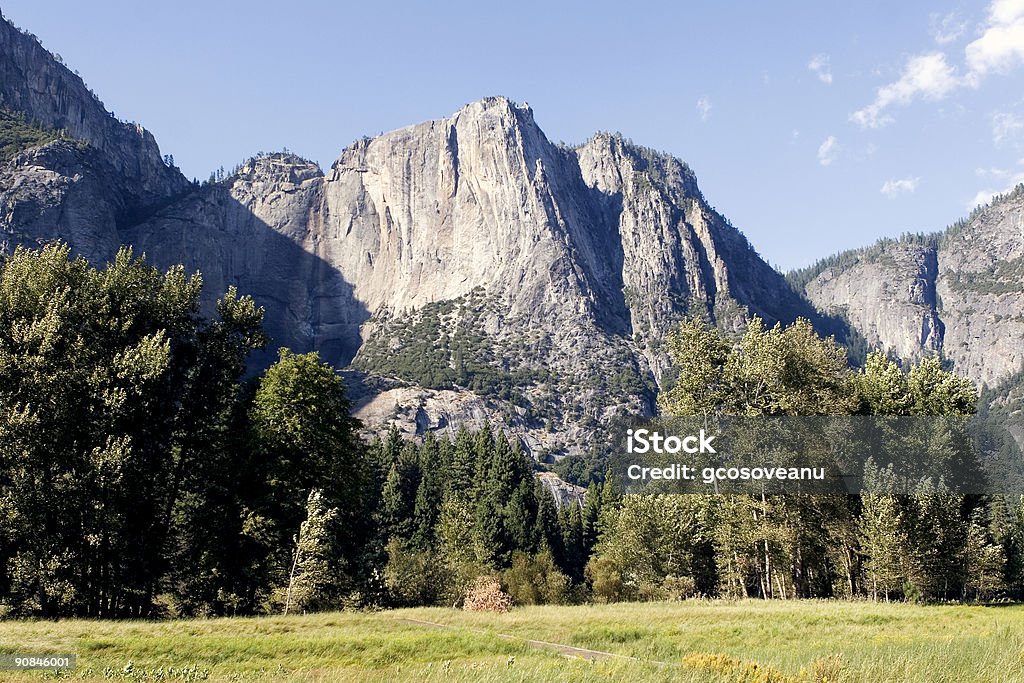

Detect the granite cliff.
[
  {"left": 0, "top": 13, "right": 188, "bottom": 259},
  {"left": 120, "top": 98, "right": 820, "bottom": 455},
  {"left": 3, "top": 13, "right": 1019, "bottom": 459},
  {"left": 796, "top": 188, "right": 1024, "bottom": 390}
]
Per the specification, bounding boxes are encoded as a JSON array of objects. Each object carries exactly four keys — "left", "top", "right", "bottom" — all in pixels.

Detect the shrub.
[
  {"left": 383, "top": 539, "right": 452, "bottom": 607},
  {"left": 586, "top": 555, "right": 625, "bottom": 603},
  {"left": 503, "top": 551, "right": 571, "bottom": 605},
  {"left": 462, "top": 576, "right": 513, "bottom": 612}
]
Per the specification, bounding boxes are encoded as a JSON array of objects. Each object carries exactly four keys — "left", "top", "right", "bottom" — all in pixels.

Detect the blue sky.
[{"left": 4, "top": 1, "right": 1024, "bottom": 270}]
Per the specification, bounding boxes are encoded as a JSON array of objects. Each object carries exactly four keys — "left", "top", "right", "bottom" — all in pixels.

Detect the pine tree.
[
  {"left": 504, "top": 480, "right": 539, "bottom": 553},
  {"left": 381, "top": 442, "right": 421, "bottom": 542},
  {"left": 412, "top": 433, "right": 444, "bottom": 548},
  {"left": 447, "top": 426, "right": 476, "bottom": 500},
  {"left": 582, "top": 482, "right": 602, "bottom": 556},
  {"left": 474, "top": 491, "right": 509, "bottom": 569},
  {"left": 472, "top": 424, "right": 495, "bottom": 495},
  {"left": 559, "top": 501, "right": 585, "bottom": 582},
  {"left": 534, "top": 483, "right": 563, "bottom": 558}
]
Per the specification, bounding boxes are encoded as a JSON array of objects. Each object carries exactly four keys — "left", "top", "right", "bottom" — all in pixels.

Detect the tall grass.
[{"left": 0, "top": 600, "right": 1021, "bottom": 681}]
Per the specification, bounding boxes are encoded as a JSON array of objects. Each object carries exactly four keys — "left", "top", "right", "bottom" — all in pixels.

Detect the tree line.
[
  {"left": 0, "top": 244, "right": 610, "bottom": 616},
  {"left": 603, "top": 317, "right": 1021, "bottom": 602},
  {"left": 1, "top": 244, "right": 1023, "bottom": 618}
]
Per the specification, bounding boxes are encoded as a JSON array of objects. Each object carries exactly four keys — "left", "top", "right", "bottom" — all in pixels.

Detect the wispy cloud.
[
  {"left": 992, "top": 111, "right": 1024, "bottom": 145},
  {"left": 851, "top": 1, "right": 1024, "bottom": 128},
  {"left": 975, "top": 165, "right": 1018, "bottom": 178},
  {"left": 930, "top": 11, "right": 968, "bottom": 45},
  {"left": 696, "top": 96, "right": 712, "bottom": 121},
  {"left": 880, "top": 176, "right": 921, "bottom": 197},
  {"left": 808, "top": 54, "right": 833, "bottom": 84},
  {"left": 817, "top": 136, "right": 840, "bottom": 166},
  {"left": 851, "top": 53, "right": 958, "bottom": 128}
]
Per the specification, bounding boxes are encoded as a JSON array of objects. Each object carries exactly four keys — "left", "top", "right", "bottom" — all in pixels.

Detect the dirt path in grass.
[{"left": 394, "top": 617, "right": 667, "bottom": 664}]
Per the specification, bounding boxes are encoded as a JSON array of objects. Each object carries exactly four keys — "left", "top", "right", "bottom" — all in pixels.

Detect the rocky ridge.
[
  {"left": 0, "top": 12, "right": 187, "bottom": 261},
  {"left": 797, "top": 188, "right": 1024, "bottom": 389},
  {"left": 5, "top": 13, "right": 1018, "bottom": 459},
  {"left": 120, "top": 97, "right": 820, "bottom": 455}
]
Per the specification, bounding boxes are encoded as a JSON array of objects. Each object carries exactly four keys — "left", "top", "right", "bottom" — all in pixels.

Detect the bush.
[
  {"left": 586, "top": 555, "right": 625, "bottom": 603},
  {"left": 503, "top": 551, "right": 571, "bottom": 605},
  {"left": 462, "top": 576, "right": 513, "bottom": 612},
  {"left": 383, "top": 539, "right": 452, "bottom": 607}
]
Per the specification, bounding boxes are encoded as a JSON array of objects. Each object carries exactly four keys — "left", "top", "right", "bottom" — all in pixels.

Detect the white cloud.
[
  {"left": 850, "top": 2, "right": 1024, "bottom": 129},
  {"left": 993, "top": 111, "right": 1024, "bottom": 145},
  {"left": 880, "top": 176, "right": 921, "bottom": 197},
  {"left": 967, "top": 162, "right": 1024, "bottom": 208},
  {"left": 965, "top": 0, "right": 1024, "bottom": 83},
  {"left": 930, "top": 12, "right": 968, "bottom": 45},
  {"left": 991, "top": 0, "right": 1024, "bottom": 23},
  {"left": 851, "top": 53, "right": 959, "bottom": 128},
  {"left": 808, "top": 54, "right": 833, "bottom": 84},
  {"left": 696, "top": 96, "right": 712, "bottom": 121},
  {"left": 817, "top": 136, "right": 840, "bottom": 166},
  {"left": 976, "top": 166, "right": 1013, "bottom": 177}
]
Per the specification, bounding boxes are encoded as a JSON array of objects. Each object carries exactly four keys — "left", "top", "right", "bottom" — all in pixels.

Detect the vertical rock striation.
[{"left": 800, "top": 189, "right": 1024, "bottom": 389}]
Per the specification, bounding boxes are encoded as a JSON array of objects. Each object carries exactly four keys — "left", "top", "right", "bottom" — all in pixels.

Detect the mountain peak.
[{"left": 0, "top": 15, "right": 187, "bottom": 201}]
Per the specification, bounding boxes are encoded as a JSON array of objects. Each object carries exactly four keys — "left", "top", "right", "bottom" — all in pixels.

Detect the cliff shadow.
[
  {"left": 556, "top": 150, "right": 631, "bottom": 339},
  {"left": 119, "top": 185, "right": 370, "bottom": 372}
]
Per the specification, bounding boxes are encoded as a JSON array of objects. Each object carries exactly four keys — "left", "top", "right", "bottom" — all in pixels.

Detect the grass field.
[{"left": 1, "top": 600, "right": 1022, "bottom": 682}]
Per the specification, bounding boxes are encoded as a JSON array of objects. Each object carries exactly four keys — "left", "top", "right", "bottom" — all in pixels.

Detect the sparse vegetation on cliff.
[{"left": 0, "top": 107, "right": 63, "bottom": 161}]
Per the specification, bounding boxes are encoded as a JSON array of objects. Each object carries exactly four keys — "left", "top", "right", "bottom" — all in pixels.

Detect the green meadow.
[{"left": 1, "top": 600, "right": 1022, "bottom": 682}]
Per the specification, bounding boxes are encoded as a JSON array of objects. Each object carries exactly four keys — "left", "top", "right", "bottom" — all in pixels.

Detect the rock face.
[
  {"left": 937, "top": 195, "right": 1024, "bottom": 388},
  {"left": 803, "top": 240, "right": 944, "bottom": 363},
  {"left": 0, "top": 13, "right": 187, "bottom": 261},
  {"left": 0, "top": 14, "right": 186, "bottom": 204},
  {"left": 119, "top": 97, "right": 822, "bottom": 454},
  {"left": 0, "top": 141, "right": 124, "bottom": 260},
  {"left": 800, "top": 189, "right": 1024, "bottom": 389}
]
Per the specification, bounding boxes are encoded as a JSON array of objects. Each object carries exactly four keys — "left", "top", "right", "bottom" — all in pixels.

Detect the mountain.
[
  {"left": 8, "top": 13, "right": 1017, "bottom": 460},
  {"left": 119, "top": 98, "right": 823, "bottom": 456},
  {"left": 0, "top": 13, "right": 188, "bottom": 258},
  {"left": 0, "top": 12, "right": 821, "bottom": 457},
  {"left": 793, "top": 186, "right": 1024, "bottom": 390}
]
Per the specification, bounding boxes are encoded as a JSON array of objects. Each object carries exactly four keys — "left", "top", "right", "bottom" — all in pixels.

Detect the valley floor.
[{"left": 1, "top": 600, "right": 1021, "bottom": 681}]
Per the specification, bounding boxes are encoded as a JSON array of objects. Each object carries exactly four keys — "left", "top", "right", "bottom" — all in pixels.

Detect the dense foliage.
[
  {"left": 365, "top": 425, "right": 616, "bottom": 608},
  {"left": 586, "top": 317, "right": 1023, "bottom": 602},
  {"left": 2, "top": 246, "right": 1022, "bottom": 618},
  {"left": 0, "top": 245, "right": 365, "bottom": 617}
]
